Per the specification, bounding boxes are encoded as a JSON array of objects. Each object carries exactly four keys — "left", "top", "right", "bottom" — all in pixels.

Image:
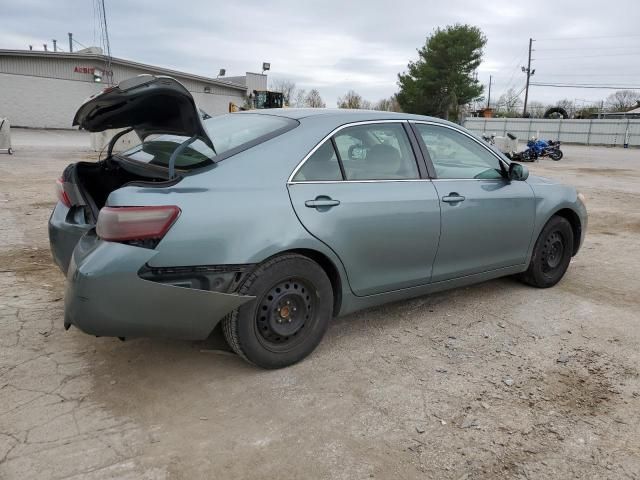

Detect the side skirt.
[{"left": 338, "top": 264, "right": 526, "bottom": 316}]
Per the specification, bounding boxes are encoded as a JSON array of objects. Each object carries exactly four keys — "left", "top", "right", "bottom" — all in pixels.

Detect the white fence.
[{"left": 464, "top": 118, "right": 640, "bottom": 147}]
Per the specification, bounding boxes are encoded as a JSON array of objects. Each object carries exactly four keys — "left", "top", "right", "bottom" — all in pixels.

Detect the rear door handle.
[
  {"left": 305, "top": 197, "right": 340, "bottom": 209},
  {"left": 442, "top": 193, "right": 465, "bottom": 204}
]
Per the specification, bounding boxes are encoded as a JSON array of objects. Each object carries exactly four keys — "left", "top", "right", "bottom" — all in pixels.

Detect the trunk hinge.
[
  {"left": 168, "top": 135, "right": 198, "bottom": 179},
  {"left": 107, "top": 127, "right": 135, "bottom": 160}
]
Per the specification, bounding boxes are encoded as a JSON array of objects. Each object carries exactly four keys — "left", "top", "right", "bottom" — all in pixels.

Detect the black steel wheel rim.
[
  {"left": 541, "top": 230, "right": 564, "bottom": 273},
  {"left": 255, "top": 278, "right": 317, "bottom": 352}
]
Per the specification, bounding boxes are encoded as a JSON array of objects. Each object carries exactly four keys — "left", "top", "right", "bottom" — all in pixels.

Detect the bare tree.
[
  {"left": 337, "top": 90, "right": 372, "bottom": 109},
  {"left": 496, "top": 87, "right": 523, "bottom": 116},
  {"left": 374, "top": 95, "right": 402, "bottom": 112},
  {"left": 555, "top": 98, "right": 575, "bottom": 117},
  {"left": 269, "top": 79, "right": 296, "bottom": 106},
  {"left": 293, "top": 89, "right": 307, "bottom": 108},
  {"left": 527, "top": 101, "right": 546, "bottom": 118},
  {"left": 605, "top": 90, "right": 640, "bottom": 112},
  {"left": 305, "top": 89, "right": 326, "bottom": 108}
]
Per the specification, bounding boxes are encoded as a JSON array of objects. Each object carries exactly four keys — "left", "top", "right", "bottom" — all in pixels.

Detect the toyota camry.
[{"left": 49, "top": 75, "right": 587, "bottom": 369}]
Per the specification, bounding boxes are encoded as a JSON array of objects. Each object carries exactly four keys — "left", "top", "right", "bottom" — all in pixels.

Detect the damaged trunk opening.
[{"left": 67, "top": 158, "right": 175, "bottom": 223}]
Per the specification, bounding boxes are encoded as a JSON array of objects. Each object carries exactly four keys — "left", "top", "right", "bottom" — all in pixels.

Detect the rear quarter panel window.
[{"left": 293, "top": 141, "right": 342, "bottom": 181}]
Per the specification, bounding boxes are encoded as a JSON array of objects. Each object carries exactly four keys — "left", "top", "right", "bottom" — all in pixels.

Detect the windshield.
[{"left": 121, "top": 113, "right": 297, "bottom": 171}]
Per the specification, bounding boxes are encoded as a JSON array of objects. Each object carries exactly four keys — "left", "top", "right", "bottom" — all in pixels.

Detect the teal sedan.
[{"left": 49, "top": 75, "right": 587, "bottom": 369}]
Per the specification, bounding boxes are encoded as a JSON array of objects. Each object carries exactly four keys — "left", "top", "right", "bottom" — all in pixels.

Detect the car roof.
[{"left": 235, "top": 108, "right": 450, "bottom": 124}]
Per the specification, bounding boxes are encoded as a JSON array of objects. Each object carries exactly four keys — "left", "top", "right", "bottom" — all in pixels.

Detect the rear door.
[
  {"left": 412, "top": 122, "right": 535, "bottom": 282},
  {"left": 287, "top": 121, "right": 441, "bottom": 296}
]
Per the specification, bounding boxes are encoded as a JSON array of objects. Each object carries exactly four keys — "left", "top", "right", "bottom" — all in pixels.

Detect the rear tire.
[
  {"left": 519, "top": 216, "right": 574, "bottom": 288},
  {"left": 550, "top": 150, "right": 563, "bottom": 161},
  {"left": 222, "top": 254, "right": 333, "bottom": 369}
]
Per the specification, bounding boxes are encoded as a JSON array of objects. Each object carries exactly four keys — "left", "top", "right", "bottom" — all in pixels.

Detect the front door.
[
  {"left": 412, "top": 122, "right": 535, "bottom": 283},
  {"left": 288, "top": 121, "right": 441, "bottom": 296}
]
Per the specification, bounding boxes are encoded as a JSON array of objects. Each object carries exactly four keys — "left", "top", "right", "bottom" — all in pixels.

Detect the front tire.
[
  {"left": 222, "top": 254, "right": 333, "bottom": 369},
  {"left": 519, "top": 216, "right": 574, "bottom": 288}
]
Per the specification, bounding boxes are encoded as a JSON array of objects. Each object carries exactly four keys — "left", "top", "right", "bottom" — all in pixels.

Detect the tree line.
[
  {"left": 493, "top": 88, "right": 640, "bottom": 118},
  {"left": 269, "top": 78, "right": 401, "bottom": 111},
  {"left": 270, "top": 24, "right": 639, "bottom": 119}
]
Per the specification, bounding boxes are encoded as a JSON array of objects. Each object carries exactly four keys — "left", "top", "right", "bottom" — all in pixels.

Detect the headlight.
[{"left": 577, "top": 192, "right": 586, "bottom": 205}]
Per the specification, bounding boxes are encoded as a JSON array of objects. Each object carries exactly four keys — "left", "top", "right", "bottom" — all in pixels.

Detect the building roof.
[{"left": 0, "top": 49, "right": 247, "bottom": 91}]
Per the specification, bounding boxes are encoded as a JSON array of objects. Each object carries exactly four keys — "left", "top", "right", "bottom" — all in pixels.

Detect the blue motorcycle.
[{"left": 525, "top": 138, "right": 563, "bottom": 161}]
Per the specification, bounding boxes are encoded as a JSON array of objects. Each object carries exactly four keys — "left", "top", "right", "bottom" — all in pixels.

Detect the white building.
[{"left": 0, "top": 49, "right": 261, "bottom": 129}]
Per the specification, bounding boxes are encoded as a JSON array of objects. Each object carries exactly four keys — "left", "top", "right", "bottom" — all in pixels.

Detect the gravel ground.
[{"left": 1, "top": 130, "right": 639, "bottom": 480}]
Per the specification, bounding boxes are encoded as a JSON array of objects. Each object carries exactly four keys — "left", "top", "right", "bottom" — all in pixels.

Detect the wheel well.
[
  {"left": 553, "top": 208, "right": 582, "bottom": 255},
  {"left": 287, "top": 249, "right": 343, "bottom": 317}
]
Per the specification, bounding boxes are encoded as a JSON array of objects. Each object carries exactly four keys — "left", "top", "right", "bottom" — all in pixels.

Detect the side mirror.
[{"left": 508, "top": 162, "right": 529, "bottom": 181}]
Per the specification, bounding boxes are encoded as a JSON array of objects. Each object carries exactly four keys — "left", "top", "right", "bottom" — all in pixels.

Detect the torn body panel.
[
  {"left": 49, "top": 202, "right": 93, "bottom": 275},
  {"left": 64, "top": 235, "right": 254, "bottom": 340}
]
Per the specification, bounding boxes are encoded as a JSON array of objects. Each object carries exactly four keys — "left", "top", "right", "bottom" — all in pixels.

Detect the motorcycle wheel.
[{"left": 550, "top": 150, "right": 563, "bottom": 161}]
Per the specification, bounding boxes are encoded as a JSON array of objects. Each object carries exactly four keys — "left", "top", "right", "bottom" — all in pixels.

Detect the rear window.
[{"left": 121, "top": 113, "right": 297, "bottom": 171}]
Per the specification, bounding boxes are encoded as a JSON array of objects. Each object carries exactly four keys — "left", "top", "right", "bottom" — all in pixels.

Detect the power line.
[
  {"left": 531, "top": 82, "right": 640, "bottom": 90},
  {"left": 536, "top": 46, "right": 640, "bottom": 52},
  {"left": 72, "top": 38, "right": 89, "bottom": 50},
  {"left": 535, "top": 73, "right": 640, "bottom": 77},
  {"left": 495, "top": 49, "right": 528, "bottom": 103},
  {"left": 535, "top": 52, "right": 640, "bottom": 60},
  {"left": 494, "top": 85, "right": 526, "bottom": 107},
  {"left": 94, "top": 0, "right": 113, "bottom": 84},
  {"left": 536, "top": 34, "right": 640, "bottom": 41}
]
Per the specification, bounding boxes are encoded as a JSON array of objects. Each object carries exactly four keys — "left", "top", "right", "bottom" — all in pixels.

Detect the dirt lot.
[{"left": 1, "top": 130, "right": 639, "bottom": 479}]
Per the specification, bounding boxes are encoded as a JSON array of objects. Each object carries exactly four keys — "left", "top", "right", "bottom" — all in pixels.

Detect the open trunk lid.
[{"left": 73, "top": 75, "right": 213, "bottom": 148}]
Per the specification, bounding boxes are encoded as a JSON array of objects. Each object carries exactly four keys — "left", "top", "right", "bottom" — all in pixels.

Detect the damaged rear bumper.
[{"left": 64, "top": 234, "right": 254, "bottom": 340}]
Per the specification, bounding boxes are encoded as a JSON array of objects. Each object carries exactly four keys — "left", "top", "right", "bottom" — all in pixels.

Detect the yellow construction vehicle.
[{"left": 229, "top": 90, "right": 285, "bottom": 112}]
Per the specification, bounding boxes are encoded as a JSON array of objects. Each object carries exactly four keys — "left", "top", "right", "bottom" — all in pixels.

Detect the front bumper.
[{"left": 64, "top": 234, "right": 254, "bottom": 340}]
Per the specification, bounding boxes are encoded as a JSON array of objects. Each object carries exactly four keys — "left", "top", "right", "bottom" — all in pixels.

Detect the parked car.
[{"left": 49, "top": 75, "right": 587, "bottom": 369}]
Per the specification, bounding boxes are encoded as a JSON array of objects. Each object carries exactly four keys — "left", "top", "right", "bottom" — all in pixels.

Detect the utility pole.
[
  {"left": 487, "top": 75, "right": 492, "bottom": 108},
  {"left": 68, "top": 33, "right": 73, "bottom": 53},
  {"left": 99, "top": 0, "right": 113, "bottom": 84},
  {"left": 522, "top": 38, "right": 535, "bottom": 117}
]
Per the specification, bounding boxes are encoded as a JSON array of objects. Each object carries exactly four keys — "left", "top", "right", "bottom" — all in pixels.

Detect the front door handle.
[
  {"left": 305, "top": 197, "right": 340, "bottom": 209},
  {"left": 442, "top": 193, "right": 466, "bottom": 204}
]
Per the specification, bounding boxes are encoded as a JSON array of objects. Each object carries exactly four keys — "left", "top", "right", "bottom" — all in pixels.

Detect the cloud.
[{"left": 2, "top": 0, "right": 640, "bottom": 106}]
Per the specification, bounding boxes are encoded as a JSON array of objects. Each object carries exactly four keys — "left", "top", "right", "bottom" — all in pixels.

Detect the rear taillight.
[
  {"left": 55, "top": 177, "right": 72, "bottom": 207},
  {"left": 96, "top": 206, "right": 181, "bottom": 242}
]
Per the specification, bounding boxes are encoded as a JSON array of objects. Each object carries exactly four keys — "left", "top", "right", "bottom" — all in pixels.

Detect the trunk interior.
[{"left": 71, "top": 160, "right": 167, "bottom": 222}]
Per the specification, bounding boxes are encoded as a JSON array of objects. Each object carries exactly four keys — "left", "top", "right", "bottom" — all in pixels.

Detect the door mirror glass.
[{"left": 508, "top": 162, "right": 529, "bottom": 181}]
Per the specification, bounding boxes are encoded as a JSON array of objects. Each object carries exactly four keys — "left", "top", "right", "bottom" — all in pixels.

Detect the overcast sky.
[{"left": 3, "top": 0, "right": 640, "bottom": 109}]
